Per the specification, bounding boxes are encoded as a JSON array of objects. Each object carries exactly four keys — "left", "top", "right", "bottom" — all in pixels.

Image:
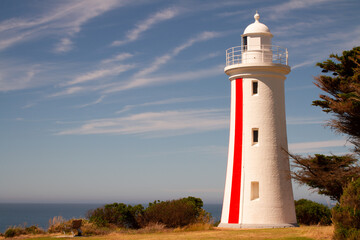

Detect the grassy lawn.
[{"left": 4, "top": 226, "right": 333, "bottom": 240}]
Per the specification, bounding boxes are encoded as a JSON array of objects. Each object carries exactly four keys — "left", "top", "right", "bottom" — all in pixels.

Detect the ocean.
[{"left": 0, "top": 203, "right": 222, "bottom": 233}]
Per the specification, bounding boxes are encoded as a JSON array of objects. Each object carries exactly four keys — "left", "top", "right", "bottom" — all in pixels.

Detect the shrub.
[
  {"left": 80, "top": 220, "right": 111, "bottom": 235},
  {"left": 295, "top": 199, "right": 332, "bottom": 225},
  {"left": 332, "top": 178, "right": 360, "bottom": 240},
  {"left": 140, "top": 196, "right": 210, "bottom": 228},
  {"left": 4, "top": 225, "right": 44, "bottom": 238},
  {"left": 87, "top": 203, "right": 144, "bottom": 229},
  {"left": 25, "top": 225, "right": 45, "bottom": 234},
  {"left": 4, "top": 226, "right": 26, "bottom": 238},
  {"left": 48, "top": 216, "right": 73, "bottom": 233}
]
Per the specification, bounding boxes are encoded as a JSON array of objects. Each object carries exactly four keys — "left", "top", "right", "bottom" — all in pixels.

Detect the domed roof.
[{"left": 243, "top": 12, "right": 272, "bottom": 35}]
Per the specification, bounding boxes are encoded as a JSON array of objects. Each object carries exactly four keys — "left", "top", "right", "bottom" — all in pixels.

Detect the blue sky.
[{"left": 1, "top": 0, "right": 359, "bottom": 204}]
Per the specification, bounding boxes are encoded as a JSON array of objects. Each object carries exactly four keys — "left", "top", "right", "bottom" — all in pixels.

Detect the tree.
[
  {"left": 312, "top": 46, "right": 360, "bottom": 153},
  {"left": 332, "top": 178, "right": 360, "bottom": 239},
  {"left": 290, "top": 47, "right": 360, "bottom": 201},
  {"left": 290, "top": 153, "right": 360, "bottom": 201}
]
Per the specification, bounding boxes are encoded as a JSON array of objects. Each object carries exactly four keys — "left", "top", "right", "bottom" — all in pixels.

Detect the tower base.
[{"left": 218, "top": 223, "right": 299, "bottom": 229}]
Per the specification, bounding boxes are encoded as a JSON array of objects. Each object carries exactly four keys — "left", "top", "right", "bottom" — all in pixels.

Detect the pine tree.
[
  {"left": 289, "top": 153, "right": 359, "bottom": 201},
  {"left": 313, "top": 46, "right": 360, "bottom": 153},
  {"left": 290, "top": 47, "right": 360, "bottom": 201}
]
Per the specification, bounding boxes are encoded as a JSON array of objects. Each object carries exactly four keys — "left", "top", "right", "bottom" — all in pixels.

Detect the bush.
[
  {"left": 81, "top": 220, "right": 111, "bottom": 235},
  {"left": 140, "top": 196, "right": 210, "bottom": 228},
  {"left": 295, "top": 199, "right": 331, "bottom": 225},
  {"left": 4, "top": 225, "right": 44, "bottom": 238},
  {"left": 87, "top": 203, "right": 144, "bottom": 229},
  {"left": 25, "top": 225, "right": 45, "bottom": 234},
  {"left": 4, "top": 227, "right": 23, "bottom": 238},
  {"left": 48, "top": 216, "right": 73, "bottom": 233},
  {"left": 332, "top": 178, "right": 360, "bottom": 240},
  {"left": 86, "top": 196, "right": 210, "bottom": 230}
]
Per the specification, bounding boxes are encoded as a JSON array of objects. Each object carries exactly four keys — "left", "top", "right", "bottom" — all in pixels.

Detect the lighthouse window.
[
  {"left": 252, "top": 129, "right": 259, "bottom": 144},
  {"left": 242, "top": 36, "right": 247, "bottom": 51},
  {"left": 251, "top": 181, "right": 259, "bottom": 200},
  {"left": 252, "top": 81, "right": 258, "bottom": 95}
]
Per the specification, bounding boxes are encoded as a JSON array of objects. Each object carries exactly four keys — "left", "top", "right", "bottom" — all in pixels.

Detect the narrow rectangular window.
[
  {"left": 251, "top": 181, "right": 259, "bottom": 200},
  {"left": 242, "top": 36, "right": 247, "bottom": 51},
  {"left": 252, "top": 81, "right": 258, "bottom": 95},
  {"left": 252, "top": 129, "right": 259, "bottom": 144}
]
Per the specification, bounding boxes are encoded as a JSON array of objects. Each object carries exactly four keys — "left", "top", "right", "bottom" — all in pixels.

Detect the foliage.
[
  {"left": 80, "top": 220, "right": 111, "bottom": 236},
  {"left": 332, "top": 178, "right": 360, "bottom": 240},
  {"left": 140, "top": 196, "right": 210, "bottom": 228},
  {"left": 313, "top": 46, "right": 360, "bottom": 154},
  {"left": 4, "top": 227, "right": 24, "bottom": 238},
  {"left": 48, "top": 216, "right": 73, "bottom": 233},
  {"left": 294, "top": 199, "right": 331, "bottom": 225},
  {"left": 25, "top": 225, "right": 45, "bottom": 234},
  {"left": 289, "top": 47, "right": 360, "bottom": 202},
  {"left": 1, "top": 197, "right": 210, "bottom": 238},
  {"left": 86, "top": 196, "right": 210, "bottom": 230},
  {"left": 290, "top": 153, "right": 360, "bottom": 201},
  {"left": 87, "top": 203, "right": 144, "bottom": 229},
  {"left": 4, "top": 225, "right": 44, "bottom": 238}
]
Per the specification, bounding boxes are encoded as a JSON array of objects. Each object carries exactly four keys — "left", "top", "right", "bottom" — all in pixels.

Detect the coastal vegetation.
[
  {"left": 3, "top": 225, "right": 44, "bottom": 238},
  {"left": 289, "top": 47, "right": 360, "bottom": 239},
  {"left": 86, "top": 196, "right": 210, "bottom": 229},
  {"left": 290, "top": 46, "right": 360, "bottom": 201},
  {"left": 332, "top": 177, "right": 360, "bottom": 240},
  {"left": 294, "top": 199, "right": 331, "bottom": 226},
  {"left": 1, "top": 196, "right": 213, "bottom": 238},
  {"left": 1, "top": 197, "right": 334, "bottom": 239}
]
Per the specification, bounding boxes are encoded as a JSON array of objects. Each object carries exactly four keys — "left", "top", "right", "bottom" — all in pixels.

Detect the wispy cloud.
[
  {"left": 292, "top": 59, "right": 318, "bottom": 70},
  {"left": 266, "top": 0, "right": 335, "bottom": 20},
  {"left": 101, "top": 53, "right": 134, "bottom": 64},
  {"left": 279, "top": 26, "right": 360, "bottom": 71},
  {"left": 111, "top": 7, "right": 180, "bottom": 46},
  {"left": 289, "top": 139, "right": 350, "bottom": 154},
  {"left": 56, "top": 108, "right": 228, "bottom": 137},
  {"left": 51, "top": 31, "right": 222, "bottom": 97},
  {"left": 134, "top": 31, "right": 222, "bottom": 78},
  {"left": 104, "top": 64, "right": 223, "bottom": 93},
  {"left": 216, "top": 10, "right": 248, "bottom": 18},
  {"left": 272, "top": 17, "right": 334, "bottom": 37},
  {"left": 0, "top": 0, "right": 126, "bottom": 52},
  {"left": 64, "top": 64, "right": 135, "bottom": 86},
  {"left": 48, "top": 86, "right": 86, "bottom": 97},
  {"left": 0, "top": 62, "right": 43, "bottom": 92},
  {"left": 54, "top": 38, "right": 73, "bottom": 53},
  {"left": 116, "top": 96, "right": 227, "bottom": 114},
  {"left": 75, "top": 96, "right": 105, "bottom": 108}
]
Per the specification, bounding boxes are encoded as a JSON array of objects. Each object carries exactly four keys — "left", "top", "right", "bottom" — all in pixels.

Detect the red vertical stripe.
[{"left": 228, "top": 78, "right": 243, "bottom": 224}]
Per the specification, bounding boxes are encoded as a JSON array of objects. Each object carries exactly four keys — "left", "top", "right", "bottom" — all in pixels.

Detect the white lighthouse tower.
[{"left": 219, "top": 12, "right": 297, "bottom": 228}]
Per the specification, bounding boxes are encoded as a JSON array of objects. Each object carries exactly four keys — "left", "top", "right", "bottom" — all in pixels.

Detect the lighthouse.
[{"left": 219, "top": 12, "right": 297, "bottom": 228}]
